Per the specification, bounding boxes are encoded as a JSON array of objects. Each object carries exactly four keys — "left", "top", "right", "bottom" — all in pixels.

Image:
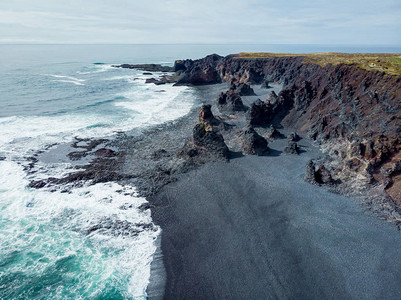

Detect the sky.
[{"left": 0, "top": 0, "right": 400, "bottom": 44}]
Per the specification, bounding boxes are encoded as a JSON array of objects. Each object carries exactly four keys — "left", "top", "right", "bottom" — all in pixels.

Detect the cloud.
[{"left": 0, "top": 0, "right": 399, "bottom": 44}]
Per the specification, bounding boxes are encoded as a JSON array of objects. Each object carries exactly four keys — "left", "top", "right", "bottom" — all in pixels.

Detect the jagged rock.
[
  {"left": 284, "top": 142, "right": 300, "bottom": 155},
  {"left": 246, "top": 99, "right": 273, "bottom": 126},
  {"left": 174, "top": 54, "right": 223, "bottom": 85},
  {"left": 94, "top": 148, "right": 116, "bottom": 157},
  {"left": 217, "top": 90, "right": 246, "bottom": 114},
  {"left": 199, "top": 104, "right": 214, "bottom": 122},
  {"left": 288, "top": 132, "right": 301, "bottom": 142},
  {"left": 113, "top": 64, "right": 173, "bottom": 72},
  {"left": 236, "top": 83, "right": 256, "bottom": 96},
  {"left": 305, "top": 160, "right": 334, "bottom": 185},
  {"left": 315, "top": 165, "right": 334, "bottom": 184},
  {"left": 305, "top": 160, "right": 317, "bottom": 183},
  {"left": 266, "top": 125, "right": 283, "bottom": 139},
  {"left": 240, "top": 126, "right": 268, "bottom": 156},
  {"left": 266, "top": 91, "right": 278, "bottom": 103},
  {"left": 193, "top": 123, "right": 230, "bottom": 159},
  {"left": 145, "top": 78, "right": 166, "bottom": 85}
]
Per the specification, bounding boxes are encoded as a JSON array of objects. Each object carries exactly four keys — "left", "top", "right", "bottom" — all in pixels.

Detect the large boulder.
[
  {"left": 246, "top": 99, "right": 273, "bottom": 126},
  {"left": 240, "top": 126, "right": 268, "bottom": 156},
  {"left": 284, "top": 141, "right": 300, "bottom": 155},
  {"left": 199, "top": 104, "right": 214, "bottom": 122},
  {"left": 305, "top": 160, "right": 334, "bottom": 185},
  {"left": 217, "top": 90, "right": 246, "bottom": 114},
  {"left": 193, "top": 123, "right": 230, "bottom": 159},
  {"left": 236, "top": 83, "right": 256, "bottom": 96}
]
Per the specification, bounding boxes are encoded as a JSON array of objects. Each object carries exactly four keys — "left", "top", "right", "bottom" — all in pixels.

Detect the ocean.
[{"left": 1, "top": 44, "right": 400, "bottom": 299}]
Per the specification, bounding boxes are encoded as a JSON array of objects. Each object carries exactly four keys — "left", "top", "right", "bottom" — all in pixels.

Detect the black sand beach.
[{"left": 148, "top": 136, "right": 401, "bottom": 299}]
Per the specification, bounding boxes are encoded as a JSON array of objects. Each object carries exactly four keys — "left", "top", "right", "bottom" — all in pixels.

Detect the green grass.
[{"left": 235, "top": 52, "right": 401, "bottom": 76}]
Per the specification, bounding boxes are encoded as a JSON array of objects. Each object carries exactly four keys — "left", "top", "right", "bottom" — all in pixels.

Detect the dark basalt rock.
[
  {"left": 305, "top": 160, "right": 334, "bottom": 185},
  {"left": 174, "top": 54, "right": 223, "bottom": 85},
  {"left": 284, "top": 141, "right": 300, "bottom": 155},
  {"left": 246, "top": 99, "right": 273, "bottom": 126},
  {"left": 236, "top": 83, "right": 256, "bottom": 96},
  {"left": 266, "top": 125, "right": 283, "bottom": 139},
  {"left": 288, "top": 132, "right": 301, "bottom": 142},
  {"left": 217, "top": 90, "right": 246, "bottom": 114},
  {"left": 113, "top": 64, "right": 173, "bottom": 72},
  {"left": 143, "top": 72, "right": 153, "bottom": 75},
  {"left": 145, "top": 78, "right": 166, "bottom": 85},
  {"left": 199, "top": 104, "right": 214, "bottom": 122},
  {"left": 240, "top": 126, "right": 268, "bottom": 156},
  {"left": 193, "top": 123, "right": 230, "bottom": 159},
  {"left": 94, "top": 148, "right": 116, "bottom": 157}
]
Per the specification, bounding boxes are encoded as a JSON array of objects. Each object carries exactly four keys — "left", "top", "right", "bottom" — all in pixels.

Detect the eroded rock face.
[
  {"left": 173, "top": 54, "right": 223, "bottom": 85},
  {"left": 217, "top": 90, "right": 247, "bottom": 114},
  {"left": 236, "top": 83, "right": 256, "bottom": 96},
  {"left": 288, "top": 132, "right": 301, "bottom": 142},
  {"left": 246, "top": 99, "right": 273, "bottom": 126},
  {"left": 239, "top": 126, "right": 268, "bottom": 156},
  {"left": 284, "top": 142, "right": 300, "bottom": 155},
  {"left": 193, "top": 123, "right": 230, "bottom": 159}
]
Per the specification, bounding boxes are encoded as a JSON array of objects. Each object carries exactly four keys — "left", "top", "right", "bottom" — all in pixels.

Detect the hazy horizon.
[{"left": 1, "top": 0, "right": 400, "bottom": 45}]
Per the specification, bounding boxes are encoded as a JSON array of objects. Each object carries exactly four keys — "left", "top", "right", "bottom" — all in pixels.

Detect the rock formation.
[
  {"left": 217, "top": 90, "right": 247, "bottom": 114},
  {"left": 239, "top": 126, "right": 269, "bottom": 156}
]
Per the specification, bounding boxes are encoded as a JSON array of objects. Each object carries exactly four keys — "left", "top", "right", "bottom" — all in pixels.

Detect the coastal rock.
[
  {"left": 236, "top": 83, "right": 256, "bottom": 96},
  {"left": 199, "top": 104, "right": 214, "bottom": 122},
  {"left": 113, "top": 64, "right": 173, "bottom": 72},
  {"left": 94, "top": 148, "right": 116, "bottom": 157},
  {"left": 193, "top": 123, "right": 230, "bottom": 159},
  {"left": 217, "top": 90, "right": 246, "bottom": 114},
  {"left": 246, "top": 99, "right": 273, "bottom": 126},
  {"left": 305, "top": 160, "right": 334, "bottom": 185},
  {"left": 288, "top": 132, "right": 301, "bottom": 142},
  {"left": 240, "top": 126, "right": 268, "bottom": 156},
  {"left": 145, "top": 78, "right": 166, "bottom": 85},
  {"left": 284, "top": 141, "right": 300, "bottom": 155},
  {"left": 174, "top": 54, "right": 223, "bottom": 85},
  {"left": 266, "top": 125, "right": 283, "bottom": 139}
]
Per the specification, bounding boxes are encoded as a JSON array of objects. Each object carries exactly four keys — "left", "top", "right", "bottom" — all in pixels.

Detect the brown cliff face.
[{"left": 174, "top": 54, "right": 401, "bottom": 204}]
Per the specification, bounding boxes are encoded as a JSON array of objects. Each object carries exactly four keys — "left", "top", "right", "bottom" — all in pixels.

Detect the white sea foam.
[
  {"left": 115, "top": 83, "right": 193, "bottom": 127},
  {"left": 46, "top": 74, "right": 86, "bottom": 82},
  {"left": 52, "top": 79, "right": 85, "bottom": 86},
  {"left": 76, "top": 64, "right": 113, "bottom": 75},
  {"left": 0, "top": 65, "right": 195, "bottom": 299},
  {"left": 0, "top": 160, "right": 159, "bottom": 299}
]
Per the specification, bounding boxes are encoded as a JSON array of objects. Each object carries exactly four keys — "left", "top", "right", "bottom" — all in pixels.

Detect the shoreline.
[{"left": 147, "top": 135, "right": 401, "bottom": 299}]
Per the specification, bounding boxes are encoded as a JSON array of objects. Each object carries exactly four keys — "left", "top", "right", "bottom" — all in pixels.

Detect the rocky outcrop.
[
  {"left": 239, "top": 126, "right": 268, "bottom": 156},
  {"left": 116, "top": 52, "right": 401, "bottom": 205},
  {"left": 284, "top": 142, "right": 300, "bottom": 155},
  {"left": 173, "top": 54, "right": 223, "bottom": 85},
  {"left": 113, "top": 64, "right": 173, "bottom": 72},
  {"left": 192, "top": 123, "right": 230, "bottom": 159},
  {"left": 235, "top": 83, "right": 256, "bottom": 96},
  {"left": 217, "top": 90, "right": 247, "bottom": 114},
  {"left": 288, "top": 132, "right": 301, "bottom": 142},
  {"left": 246, "top": 99, "right": 273, "bottom": 126},
  {"left": 145, "top": 78, "right": 166, "bottom": 85}
]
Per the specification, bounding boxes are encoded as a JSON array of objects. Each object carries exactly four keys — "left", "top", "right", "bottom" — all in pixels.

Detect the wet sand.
[{"left": 148, "top": 137, "right": 401, "bottom": 299}]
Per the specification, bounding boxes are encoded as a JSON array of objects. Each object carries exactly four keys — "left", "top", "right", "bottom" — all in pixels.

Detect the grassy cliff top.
[{"left": 236, "top": 52, "right": 401, "bottom": 76}]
